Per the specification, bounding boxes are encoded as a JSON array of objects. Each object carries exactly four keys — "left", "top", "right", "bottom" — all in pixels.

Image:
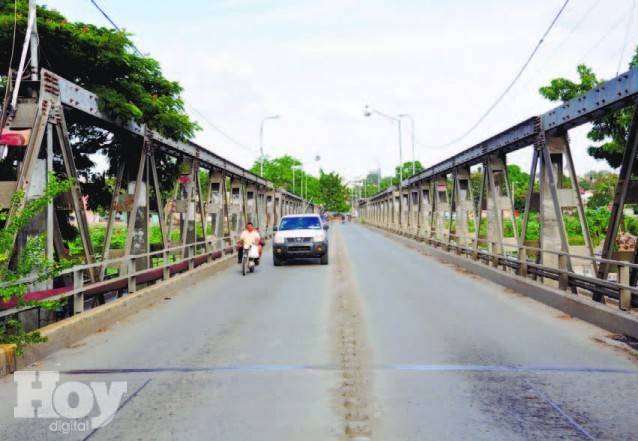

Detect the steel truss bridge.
[
  {"left": 0, "top": 69, "right": 314, "bottom": 319},
  {"left": 358, "top": 67, "right": 638, "bottom": 311}
]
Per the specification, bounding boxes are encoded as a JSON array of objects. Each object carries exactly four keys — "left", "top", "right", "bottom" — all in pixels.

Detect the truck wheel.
[
  {"left": 320, "top": 253, "right": 329, "bottom": 265},
  {"left": 274, "top": 255, "right": 283, "bottom": 266}
]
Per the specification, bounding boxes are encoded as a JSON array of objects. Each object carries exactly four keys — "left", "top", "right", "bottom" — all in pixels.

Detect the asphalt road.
[{"left": 0, "top": 223, "right": 637, "bottom": 440}]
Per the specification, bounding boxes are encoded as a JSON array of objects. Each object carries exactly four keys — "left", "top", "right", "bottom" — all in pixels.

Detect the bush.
[{"left": 0, "top": 174, "right": 74, "bottom": 355}]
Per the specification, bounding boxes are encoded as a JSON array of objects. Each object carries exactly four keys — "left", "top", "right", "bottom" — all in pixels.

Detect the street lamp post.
[
  {"left": 364, "top": 105, "right": 404, "bottom": 224},
  {"left": 398, "top": 114, "right": 416, "bottom": 176},
  {"left": 292, "top": 164, "right": 302, "bottom": 195},
  {"left": 259, "top": 115, "right": 280, "bottom": 177},
  {"left": 363, "top": 105, "right": 404, "bottom": 184}
]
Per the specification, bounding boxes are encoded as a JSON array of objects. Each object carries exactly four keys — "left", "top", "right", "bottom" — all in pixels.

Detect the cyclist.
[{"left": 237, "top": 222, "right": 261, "bottom": 264}]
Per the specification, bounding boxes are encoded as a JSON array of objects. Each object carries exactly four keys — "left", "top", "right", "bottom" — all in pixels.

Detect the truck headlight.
[
  {"left": 274, "top": 235, "right": 285, "bottom": 244},
  {"left": 313, "top": 233, "right": 325, "bottom": 243}
]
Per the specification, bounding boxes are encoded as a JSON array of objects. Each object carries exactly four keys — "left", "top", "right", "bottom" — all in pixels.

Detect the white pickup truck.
[{"left": 272, "top": 214, "right": 329, "bottom": 266}]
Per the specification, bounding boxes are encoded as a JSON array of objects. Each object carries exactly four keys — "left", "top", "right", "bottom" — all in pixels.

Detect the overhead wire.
[
  {"left": 90, "top": 0, "right": 144, "bottom": 57},
  {"left": 86, "top": 0, "right": 259, "bottom": 156},
  {"left": 616, "top": 0, "right": 636, "bottom": 75},
  {"left": 478, "top": 0, "right": 603, "bottom": 134},
  {"left": 576, "top": 6, "right": 633, "bottom": 65},
  {"left": 185, "top": 104, "right": 258, "bottom": 154},
  {"left": 419, "top": 0, "right": 570, "bottom": 149},
  {"left": 411, "top": 0, "right": 603, "bottom": 153}
]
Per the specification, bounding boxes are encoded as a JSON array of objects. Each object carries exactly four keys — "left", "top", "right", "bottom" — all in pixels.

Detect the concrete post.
[
  {"left": 246, "top": 184, "right": 257, "bottom": 225},
  {"left": 485, "top": 155, "right": 517, "bottom": 264},
  {"left": 401, "top": 187, "right": 410, "bottom": 234},
  {"left": 229, "top": 178, "right": 244, "bottom": 239},
  {"left": 207, "top": 171, "right": 225, "bottom": 239},
  {"left": 176, "top": 160, "right": 197, "bottom": 259},
  {"left": 433, "top": 176, "right": 449, "bottom": 242},
  {"left": 266, "top": 191, "right": 274, "bottom": 230},
  {"left": 127, "top": 179, "right": 149, "bottom": 270},
  {"left": 453, "top": 167, "right": 474, "bottom": 248},
  {"left": 619, "top": 265, "right": 632, "bottom": 311},
  {"left": 409, "top": 186, "right": 419, "bottom": 236},
  {"left": 542, "top": 136, "right": 596, "bottom": 276},
  {"left": 420, "top": 181, "right": 433, "bottom": 240}
]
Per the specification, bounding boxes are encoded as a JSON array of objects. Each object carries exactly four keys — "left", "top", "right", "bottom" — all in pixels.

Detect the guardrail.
[
  {"left": 0, "top": 231, "right": 269, "bottom": 319},
  {"left": 374, "top": 225, "right": 638, "bottom": 311}
]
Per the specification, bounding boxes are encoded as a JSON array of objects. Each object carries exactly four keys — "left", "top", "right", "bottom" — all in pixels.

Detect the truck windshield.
[{"left": 279, "top": 216, "right": 321, "bottom": 231}]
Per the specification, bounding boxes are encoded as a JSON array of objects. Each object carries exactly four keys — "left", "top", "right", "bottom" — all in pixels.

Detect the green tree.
[
  {"left": 250, "top": 155, "right": 303, "bottom": 194},
  {"left": 587, "top": 172, "right": 618, "bottom": 209},
  {"left": 319, "top": 171, "right": 350, "bottom": 212},
  {"left": 539, "top": 47, "right": 638, "bottom": 168},
  {"left": 0, "top": 1, "right": 199, "bottom": 141},
  {"left": 506, "top": 164, "right": 531, "bottom": 211},
  {"left": 468, "top": 165, "right": 529, "bottom": 209},
  {"left": 379, "top": 176, "right": 394, "bottom": 192},
  {"left": 393, "top": 161, "right": 424, "bottom": 185},
  {"left": 0, "top": 2, "right": 197, "bottom": 245}
]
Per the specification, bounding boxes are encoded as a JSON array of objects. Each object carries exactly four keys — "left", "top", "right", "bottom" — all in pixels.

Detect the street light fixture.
[
  {"left": 363, "top": 105, "right": 403, "bottom": 186},
  {"left": 364, "top": 104, "right": 406, "bottom": 225},
  {"left": 259, "top": 114, "right": 281, "bottom": 177}
]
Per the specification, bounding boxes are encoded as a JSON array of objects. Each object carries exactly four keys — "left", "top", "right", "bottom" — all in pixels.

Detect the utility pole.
[
  {"left": 29, "top": 0, "right": 39, "bottom": 81},
  {"left": 397, "top": 118, "right": 403, "bottom": 184},
  {"left": 364, "top": 104, "right": 405, "bottom": 225},
  {"left": 364, "top": 105, "right": 404, "bottom": 186},
  {"left": 399, "top": 114, "right": 416, "bottom": 176}
]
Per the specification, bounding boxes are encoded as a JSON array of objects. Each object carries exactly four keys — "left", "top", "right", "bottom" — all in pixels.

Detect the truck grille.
[
  {"left": 288, "top": 246, "right": 312, "bottom": 252},
  {"left": 286, "top": 237, "right": 312, "bottom": 244}
]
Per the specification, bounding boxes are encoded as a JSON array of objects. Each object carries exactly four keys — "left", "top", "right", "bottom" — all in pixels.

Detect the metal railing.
[
  {"left": 0, "top": 230, "right": 273, "bottom": 319},
  {"left": 368, "top": 222, "right": 638, "bottom": 311}
]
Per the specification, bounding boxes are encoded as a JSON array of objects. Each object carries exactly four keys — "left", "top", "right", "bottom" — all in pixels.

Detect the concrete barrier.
[
  {"left": 0, "top": 344, "right": 16, "bottom": 376},
  {"left": 10, "top": 253, "right": 236, "bottom": 374},
  {"left": 368, "top": 225, "right": 638, "bottom": 339}
]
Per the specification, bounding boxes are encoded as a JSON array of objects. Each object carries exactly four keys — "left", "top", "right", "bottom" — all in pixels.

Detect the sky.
[{"left": 40, "top": 0, "right": 638, "bottom": 180}]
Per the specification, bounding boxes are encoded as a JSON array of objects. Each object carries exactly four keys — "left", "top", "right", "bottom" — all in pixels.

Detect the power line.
[
  {"left": 186, "top": 104, "right": 258, "bottom": 154},
  {"left": 421, "top": 0, "right": 570, "bottom": 149},
  {"left": 86, "top": 0, "right": 258, "bottom": 155},
  {"left": 616, "top": 0, "right": 636, "bottom": 75},
  {"left": 90, "top": 0, "right": 144, "bottom": 57},
  {"left": 577, "top": 5, "right": 634, "bottom": 65}
]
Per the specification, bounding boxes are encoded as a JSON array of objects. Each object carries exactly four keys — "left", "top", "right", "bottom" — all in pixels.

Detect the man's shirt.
[{"left": 239, "top": 230, "right": 261, "bottom": 248}]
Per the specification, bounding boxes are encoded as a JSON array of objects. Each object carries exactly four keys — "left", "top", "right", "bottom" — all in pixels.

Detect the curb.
[
  {"left": 367, "top": 225, "right": 638, "bottom": 339},
  {"left": 12, "top": 253, "right": 237, "bottom": 373},
  {"left": 0, "top": 344, "right": 16, "bottom": 376}
]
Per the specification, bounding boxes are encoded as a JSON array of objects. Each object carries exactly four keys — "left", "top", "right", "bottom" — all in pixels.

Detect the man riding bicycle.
[{"left": 237, "top": 222, "right": 262, "bottom": 265}]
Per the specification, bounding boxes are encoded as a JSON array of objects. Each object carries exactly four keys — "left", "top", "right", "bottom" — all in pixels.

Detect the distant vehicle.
[
  {"left": 273, "top": 214, "right": 329, "bottom": 266},
  {"left": 321, "top": 212, "right": 330, "bottom": 230}
]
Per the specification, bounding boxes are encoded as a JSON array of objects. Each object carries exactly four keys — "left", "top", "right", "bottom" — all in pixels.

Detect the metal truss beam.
[
  {"left": 369, "top": 67, "right": 638, "bottom": 201},
  {"left": 47, "top": 69, "right": 279, "bottom": 189}
]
